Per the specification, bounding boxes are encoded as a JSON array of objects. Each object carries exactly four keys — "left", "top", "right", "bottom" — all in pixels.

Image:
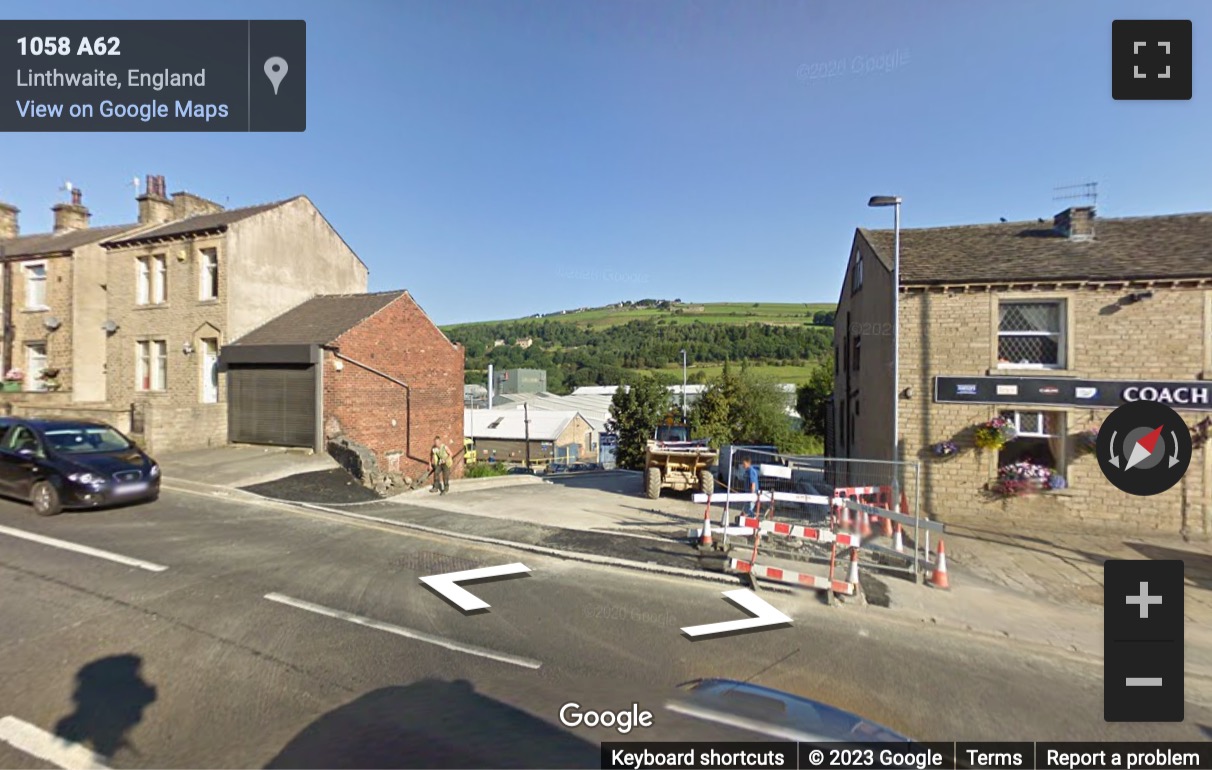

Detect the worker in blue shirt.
[{"left": 741, "top": 456, "right": 760, "bottom": 517}]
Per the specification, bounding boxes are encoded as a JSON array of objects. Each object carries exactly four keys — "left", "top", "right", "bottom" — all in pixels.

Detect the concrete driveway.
[{"left": 391, "top": 470, "right": 714, "bottom": 538}]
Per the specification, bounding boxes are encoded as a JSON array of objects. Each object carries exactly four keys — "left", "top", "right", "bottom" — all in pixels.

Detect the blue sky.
[{"left": 4, "top": 0, "right": 1210, "bottom": 326}]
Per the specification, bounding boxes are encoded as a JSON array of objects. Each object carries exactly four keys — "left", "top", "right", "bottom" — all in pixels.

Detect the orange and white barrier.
[{"left": 730, "top": 557, "right": 855, "bottom": 596}]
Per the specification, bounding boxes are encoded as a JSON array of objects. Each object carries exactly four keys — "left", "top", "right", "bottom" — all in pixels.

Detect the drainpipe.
[
  {"left": 324, "top": 347, "right": 427, "bottom": 465},
  {"left": 1, "top": 244, "right": 11, "bottom": 375}
]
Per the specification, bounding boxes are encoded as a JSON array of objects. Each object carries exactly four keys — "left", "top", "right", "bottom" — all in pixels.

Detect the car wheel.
[{"left": 32, "top": 481, "right": 62, "bottom": 517}]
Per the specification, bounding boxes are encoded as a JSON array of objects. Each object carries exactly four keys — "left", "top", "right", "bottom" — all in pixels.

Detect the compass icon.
[{"left": 1098, "top": 400, "right": 1191, "bottom": 496}]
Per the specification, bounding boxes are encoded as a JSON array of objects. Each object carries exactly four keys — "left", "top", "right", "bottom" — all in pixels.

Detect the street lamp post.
[
  {"left": 868, "top": 195, "right": 902, "bottom": 465},
  {"left": 680, "top": 348, "right": 687, "bottom": 420}
]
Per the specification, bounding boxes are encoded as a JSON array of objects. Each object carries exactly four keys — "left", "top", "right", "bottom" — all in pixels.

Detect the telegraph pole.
[{"left": 523, "top": 401, "right": 531, "bottom": 468}]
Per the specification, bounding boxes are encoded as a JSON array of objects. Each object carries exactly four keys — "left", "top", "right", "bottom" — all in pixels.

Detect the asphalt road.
[{"left": 0, "top": 486, "right": 1209, "bottom": 769}]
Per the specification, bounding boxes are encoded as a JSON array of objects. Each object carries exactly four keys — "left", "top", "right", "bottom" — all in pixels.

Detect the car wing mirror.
[{"left": 17, "top": 447, "right": 35, "bottom": 457}]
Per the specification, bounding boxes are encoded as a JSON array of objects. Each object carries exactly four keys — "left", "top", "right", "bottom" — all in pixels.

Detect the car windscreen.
[{"left": 42, "top": 426, "right": 133, "bottom": 454}]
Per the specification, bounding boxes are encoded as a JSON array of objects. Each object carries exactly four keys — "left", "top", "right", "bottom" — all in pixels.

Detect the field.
[
  {"left": 631, "top": 362, "right": 819, "bottom": 385},
  {"left": 445, "top": 301, "right": 835, "bottom": 330}
]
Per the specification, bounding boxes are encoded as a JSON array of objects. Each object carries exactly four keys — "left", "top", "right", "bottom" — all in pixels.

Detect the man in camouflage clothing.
[{"left": 430, "top": 435, "right": 452, "bottom": 495}]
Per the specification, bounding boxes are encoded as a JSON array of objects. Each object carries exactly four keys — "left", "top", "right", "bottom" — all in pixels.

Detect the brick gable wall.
[{"left": 323, "top": 293, "right": 464, "bottom": 480}]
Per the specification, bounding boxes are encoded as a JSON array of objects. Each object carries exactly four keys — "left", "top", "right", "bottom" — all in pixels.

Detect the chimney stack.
[
  {"left": 0, "top": 202, "right": 17, "bottom": 240},
  {"left": 52, "top": 188, "right": 90, "bottom": 232},
  {"left": 1053, "top": 206, "right": 1095, "bottom": 241},
  {"left": 137, "top": 174, "right": 174, "bottom": 225}
]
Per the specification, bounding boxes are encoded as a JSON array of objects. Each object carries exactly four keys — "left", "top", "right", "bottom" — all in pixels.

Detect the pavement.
[{"left": 2, "top": 483, "right": 1209, "bottom": 770}]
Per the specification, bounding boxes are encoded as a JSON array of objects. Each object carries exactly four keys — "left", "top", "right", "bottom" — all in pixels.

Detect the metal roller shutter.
[{"left": 228, "top": 365, "right": 316, "bottom": 447}]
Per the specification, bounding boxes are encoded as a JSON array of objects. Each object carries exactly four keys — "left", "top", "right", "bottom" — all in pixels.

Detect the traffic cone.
[
  {"left": 893, "top": 523, "right": 904, "bottom": 553},
  {"left": 847, "top": 548, "right": 860, "bottom": 587},
  {"left": 929, "top": 540, "right": 951, "bottom": 590},
  {"left": 699, "top": 504, "right": 713, "bottom": 547},
  {"left": 881, "top": 509, "right": 894, "bottom": 537},
  {"left": 900, "top": 490, "right": 910, "bottom": 514},
  {"left": 838, "top": 505, "right": 851, "bottom": 530},
  {"left": 859, "top": 508, "right": 872, "bottom": 538}
]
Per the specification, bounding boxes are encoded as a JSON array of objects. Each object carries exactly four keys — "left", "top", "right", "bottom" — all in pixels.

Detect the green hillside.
[
  {"left": 445, "top": 300, "right": 834, "bottom": 330},
  {"left": 442, "top": 300, "right": 837, "bottom": 392}
]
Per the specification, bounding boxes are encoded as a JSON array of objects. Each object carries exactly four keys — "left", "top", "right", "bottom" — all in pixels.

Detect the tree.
[
  {"left": 689, "top": 362, "right": 801, "bottom": 451},
  {"left": 795, "top": 363, "right": 832, "bottom": 439},
  {"left": 606, "top": 375, "right": 671, "bottom": 470},
  {"left": 812, "top": 310, "right": 836, "bottom": 327}
]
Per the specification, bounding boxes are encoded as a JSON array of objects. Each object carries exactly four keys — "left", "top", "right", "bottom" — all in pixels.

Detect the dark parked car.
[{"left": 0, "top": 418, "right": 160, "bottom": 516}]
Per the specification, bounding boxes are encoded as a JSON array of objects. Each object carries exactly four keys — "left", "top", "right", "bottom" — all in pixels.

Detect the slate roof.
[
  {"left": 0, "top": 223, "right": 138, "bottom": 258},
  {"left": 859, "top": 211, "right": 1212, "bottom": 285},
  {"left": 101, "top": 199, "right": 298, "bottom": 246},
  {"left": 229, "top": 291, "right": 406, "bottom": 346}
]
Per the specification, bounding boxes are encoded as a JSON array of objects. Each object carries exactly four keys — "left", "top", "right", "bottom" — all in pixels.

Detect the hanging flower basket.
[
  {"left": 987, "top": 461, "right": 1065, "bottom": 498},
  {"left": 1073, "top": 428, "right": 1099, "bottom": 457},
  {"left": 3, "top": 368, "right": 23, "bottom": 383},
  {"left": 931, "top": 441, "right": 959, "bottom": 458},
  {"left": 973, "top": 416, "right": 1017, "bottom": 450}
]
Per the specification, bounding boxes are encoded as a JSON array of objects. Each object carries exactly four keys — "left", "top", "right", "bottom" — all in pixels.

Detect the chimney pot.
[
  {"left": 52, "top": 189, "right": 89, "bottom": 233},
  {"left": 137, "top": 174, "right": 174, "bottom": 224}
]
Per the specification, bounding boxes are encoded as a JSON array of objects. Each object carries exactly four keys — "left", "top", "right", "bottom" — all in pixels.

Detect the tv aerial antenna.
[{"left": 1053, "top": 181, "right": 1098, "bottom": 206}]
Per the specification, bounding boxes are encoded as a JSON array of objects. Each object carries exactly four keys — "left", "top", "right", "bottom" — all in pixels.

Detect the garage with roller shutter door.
[
  {"left": 227, "top": 363, "right": 317, "bottom": 447},
  {"left": 220, "top": 343, "right": 322, "bottom": 450}
]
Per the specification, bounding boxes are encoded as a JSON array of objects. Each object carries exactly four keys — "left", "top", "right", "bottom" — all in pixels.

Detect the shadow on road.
[
  {"left": 54, "top": 654, "right": 157, "bottom": 759},
  {"left": 263, "top": 678, "right": 599, "bottom": 769}
]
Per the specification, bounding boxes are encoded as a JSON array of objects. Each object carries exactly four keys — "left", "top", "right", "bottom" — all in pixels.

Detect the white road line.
[
  {"left": 0, "top": 525, "right": 167, "bottom": 572},
  {"left": 0, "top": 716, "right": 110, "bottom": 770},
  {"left": 263, "top": 592, "right": 542, "bottom": 670}
]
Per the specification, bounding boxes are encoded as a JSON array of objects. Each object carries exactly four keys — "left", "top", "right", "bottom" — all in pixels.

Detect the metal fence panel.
[{"left": 700, "top": 448, "right": 937, "bottom": 584}]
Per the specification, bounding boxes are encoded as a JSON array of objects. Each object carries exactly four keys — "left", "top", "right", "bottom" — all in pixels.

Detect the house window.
[
  {"left": 853, "top": 335, "right": 861, "bottom": 371},
  {"left": 136, "top": 255, "right": 167, "bottom": 305},
  {"left": 852, "top": 251, "right": 863, "bottom": 292},
  {"left": 998, "top": 410, "right": 1065, "bottom": 470},
  {"left": 24, "top": 343, "right": 47, "bottom": 391},
  {"left": 835, "top": 347, "right": 840, "bottom": 374},
  {"left": 998, "top": 300, "right": 1064, "bottom": 368},
  {"left": 200, "top": 248, "right": 219, "bottom": 300},
  {"left": 24, "top": 264, "right": 47, "bottom": 309},
  {"left": 136, "top": 340, "right": 167, "bottom": 391}
]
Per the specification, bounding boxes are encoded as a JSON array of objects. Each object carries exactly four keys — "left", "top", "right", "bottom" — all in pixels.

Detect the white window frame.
[
  {"left": 23, "top": 262, "right": 47, "bottom": 310},
  {"left": 997, "top": 299, "right": 1066, "bottom": 370},
  {"left": 151, "top": 254, "right": 167, "bottom": 304},
  {"left": 199, "top": 248, "right": 219, "bottom": 300},
  {"left": 24, "top": 342, "right": 47, "bottom": 391},
  {"left": 136, "top": 256, "right": 150, "bottom": 305},
  {"left": 999, "top": 410, "right": 1057, "bottom": 438},
  {"left": 136, "top": 339, "right": 168, "bottom": 391}
]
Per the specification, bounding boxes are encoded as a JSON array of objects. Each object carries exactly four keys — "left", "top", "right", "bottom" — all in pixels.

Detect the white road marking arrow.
[
  {"left": 419, "top": 562, "right": 530, "bottom": 612},
  {"left": 681, "top": 589, "right": 792, "bottom": 639}
]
